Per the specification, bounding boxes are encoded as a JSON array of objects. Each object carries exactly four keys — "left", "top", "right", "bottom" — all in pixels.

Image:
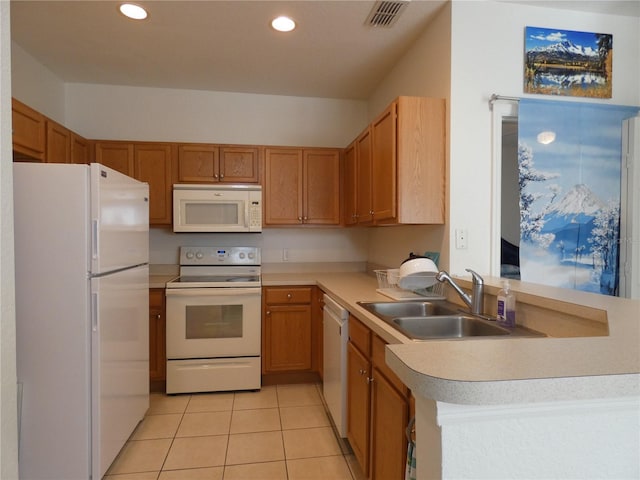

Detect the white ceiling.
[{"left": 10, "top": 1, "right": 639, "bottom": 100}]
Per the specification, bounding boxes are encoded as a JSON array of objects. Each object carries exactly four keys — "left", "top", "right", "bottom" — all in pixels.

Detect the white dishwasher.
[{"left": 323, "top": 294, "right": 349, "bottom": 438}]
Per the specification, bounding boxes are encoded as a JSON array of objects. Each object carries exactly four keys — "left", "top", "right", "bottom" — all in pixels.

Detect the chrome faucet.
[{"left": 436, "top": 269, "right": 485, "bottom": 315}]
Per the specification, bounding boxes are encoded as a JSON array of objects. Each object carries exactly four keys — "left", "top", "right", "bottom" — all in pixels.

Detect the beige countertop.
[{"left": 264, "top": 271, "right": 640, "bottom": 406}]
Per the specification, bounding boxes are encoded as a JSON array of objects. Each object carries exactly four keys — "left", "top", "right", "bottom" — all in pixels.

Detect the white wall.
[
  {"left": 448, "top": 0, "right": 640, "bottom": 276},
  {"left": 11, "top": 41, "right": 65, "bottom": 121},
  {"left": 149, "top": 226, "right": 369, "bottom": 266},
  {"left": 1, "top": 4, "right": 19, "bottom": 478},
  {"left": 65, "top": 83, "right": 366, "bottom": 147}
]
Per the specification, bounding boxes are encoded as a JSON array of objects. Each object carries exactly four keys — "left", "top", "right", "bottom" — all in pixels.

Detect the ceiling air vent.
[{"left": 365, "top": 1, "right": 409, "bottom": 28}]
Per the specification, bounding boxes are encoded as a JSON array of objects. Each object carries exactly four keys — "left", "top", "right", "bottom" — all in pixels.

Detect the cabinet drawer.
[
  {"left": 349, "top": 315, "right": 371, "bottom": 356},
  {"left": 372, "top": 335, "right": 408, "bottom": 397},
  {"left": 265, "top": 287, "right": 312, "bottom": 304}
]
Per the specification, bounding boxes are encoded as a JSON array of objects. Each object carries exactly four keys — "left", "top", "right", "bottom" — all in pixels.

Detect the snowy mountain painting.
[
  {"left": 524, "top": 26, "right": 612, "bottom": 98},
  {"left": 517, "top": 100, "right": 639, "bottom": 296}
]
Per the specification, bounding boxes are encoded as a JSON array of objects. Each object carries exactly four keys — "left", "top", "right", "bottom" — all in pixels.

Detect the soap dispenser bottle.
[{"left": 496, "top": 280, "right": 516, "bottom": 327}]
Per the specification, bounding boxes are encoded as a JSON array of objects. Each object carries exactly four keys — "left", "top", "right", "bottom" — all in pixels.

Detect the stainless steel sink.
[
  {"left": 357, "top": 300, "right": 459, "bottom": 319},
  {"left": 356, "top": 300, "right": 544, "bottom": 340},
  {"left": 392, "top": 315, "right": 510, "bottom": 340}
]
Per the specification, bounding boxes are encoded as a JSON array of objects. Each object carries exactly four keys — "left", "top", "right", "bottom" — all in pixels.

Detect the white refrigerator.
[{"left": 14, "top": 163, "right": 150, "bottom": 480}]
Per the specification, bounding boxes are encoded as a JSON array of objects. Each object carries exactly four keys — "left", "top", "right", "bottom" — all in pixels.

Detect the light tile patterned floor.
[{"left": 104, "top": 384, "right": 365, "bottom": 480}]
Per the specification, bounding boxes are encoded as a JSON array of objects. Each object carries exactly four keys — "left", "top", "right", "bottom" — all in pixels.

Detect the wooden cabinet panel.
[
  {"left": 265, "top": 287, "right": 312, "bottom": 304},
  {"left": 345, "top": 96, "right": 445, "bottom": 226},
  {"left": 175, "top": 144, "right": 219, "bottom": 183},
  {"left": 95, "top": 141, "right": 134, "bottom": 175},
  {"left": 347, "top": 341, "right": 371, "bottom": 476},
  {"left": 219, "top": 146, "right": 260, "bottom": 183},
  {"left": 175, "top": 144, "right": 259, "bottom": 184},
  {"left": 343, "top": 141, "right": 357, "bottom": 226},
  {"left": 313, "top": 287, "right": 325, "bottom": 378},
  {"left": 303, "top": 149, "right": 341, "bottom": 225},
  {"left": 71, "top": 133, "right": 90, "bottom": 164},
  {"left": 45, "top": 120, "right": 72, "bottom": 163},
  {"left": 264, "top": 147, "right": 341, "bottom": 226},
  {"left": 149, "top": 289, "right": 166, "bottom": 384},
  {"left": 372, "top": 334, "right": 408, "bottom": 396},
  {"left": 371, "top": 102, "right": 397, "bottom": 223},
  {"left": 262, "top": 286, "right": 315, "bottom": 374},
  {"left": 370, "top": 367, "right": 409, "bottom": 480},
  {"left": 264, "top": 148, "right": 303, "bottom": 225},
  {"left": 356, "top": 128, "right": 373, "bottom": 225},
  {"left": 134, "top": 144, "right": 173, "bottom": 225},
  {"left": 348, "top": 315, "right": 371, "bottom": 357},
  {"left": 12, "top": 98, "right": 46, "bottom": 161},
  {"left": 263, "top": 304, "right": 312, "bottom": 372}
]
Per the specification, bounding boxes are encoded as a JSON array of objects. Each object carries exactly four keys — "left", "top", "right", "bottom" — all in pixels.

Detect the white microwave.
[{"left": 173, "top": 184, "right": 262, "bottom": 233}]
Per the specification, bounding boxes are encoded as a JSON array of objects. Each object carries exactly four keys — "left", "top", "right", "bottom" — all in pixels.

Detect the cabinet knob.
[
  {"left": 303, "top": 216, "right": 308, "bottom": 221},
  {"left": 266, "top": 310, "right": 271, "bottom": 315},
  {"left": 214, "top": 174, "right": 219, "bottom": 179},
  {"left": 366, "top": 376, "right": 374, "bottom": 384},
  {"left": 297, "top": 217, "right": 303, "bottom": 222},
  {"left": 287, "top": 293, "right": 292, "bottom": 299},
  {"left": 156, "top": 314, "right": 161, "bottom": 320},
  {"left": 220, "top": 174, "right": 224, "bottom": 179}
]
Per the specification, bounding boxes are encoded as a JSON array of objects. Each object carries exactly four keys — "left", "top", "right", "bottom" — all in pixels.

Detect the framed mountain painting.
[{"left": 524, "top": 26, "right": 612, "bottom": 98}]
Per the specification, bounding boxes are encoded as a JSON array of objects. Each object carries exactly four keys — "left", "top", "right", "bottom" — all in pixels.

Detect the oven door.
[{"left": 166, "top": 287, "right": 261, "bottom": 359}]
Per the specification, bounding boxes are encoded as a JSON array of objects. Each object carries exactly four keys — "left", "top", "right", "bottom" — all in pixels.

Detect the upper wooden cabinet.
[
  {"left": 343, "top": 141, "right": 357, "bottom": 226},
  {"left": 12, "top": 98, "right": 46, "bottom": 161},
  {"left": 175, "top": 144, "right": 259, "bottom": 184},
  {"left": 95, "top": 141, "right": 134, "bottom": 176},
  {"left": 71, "top": 133, "right": 90, "bottom": 164},
  {"left": 94, "top": 141, "right": 173, "bottom": 226},
  {"left": 345, "top": 96, "right": 446, "bottom": 226},
  {"left": 45, "top": 119, "right": 72, "bottom": 164},
  {"left": 264, "top": 147, "right": 341, "bottom": 226},
  {"left": 356, "top": 127, "right": 374, "bottom": 225},
  {"left": 134, "top": 144, "right": 174, "bottom": 225}
]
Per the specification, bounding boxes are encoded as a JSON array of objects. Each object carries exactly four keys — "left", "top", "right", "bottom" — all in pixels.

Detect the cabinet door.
[
  {"left": 149, "top": 289, "right": 166, "bottom": 383},
  {"left": 12, "top": 98, "right": 46, "bottom": 161},
  {"left": 343, "top": 141, "right": 357, "bottom": 226},
  {"left": 264, "top": 148, "right": 303, "bottom": 225},
  {"left": 370, "top": 368, "right": 409, "bottom": 480},
  {"left": 45, "top": 120, "right": 71, "bottom": 163},
  {"left": 356, "top": 127, "right": 373, "bottom": 225},
  {"left": 95, "top": 142, "right": 134, "bottom": 176},
  {"left": 134, "top": 144, "right": 173, "bottom": 225},
  {"left": 219, "top": 146, "right": 260, "bottom": 183},
  {"left": 263, "top": 304, "right": 312, "bottom": 372},
  {"left": 175, "top": 144, "right": 219, "bottom": 183},
  {"left": 71, "top": 133, "right": 90, "bottom": 164},
  {"left": 303, "top": 149, "right": 341, "bottom": 225},
  {"left": 347, "top": 341, "right": 371, "bottom": 476},
  {"left": 371, "top": 102, "right": 397, "bottom": 223}
]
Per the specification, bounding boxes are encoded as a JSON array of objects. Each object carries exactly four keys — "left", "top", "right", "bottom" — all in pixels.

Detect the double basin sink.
[{"left": 357, "top": 300, "right": 543, "bottom": 341}]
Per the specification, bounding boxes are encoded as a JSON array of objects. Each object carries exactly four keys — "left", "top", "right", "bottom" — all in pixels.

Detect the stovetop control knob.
[
  {"left": 248, "top": 252, "right": 255, "bottom": 259},
  {"left": 185, "top": 251, "right": 194, "bottom": 259},
  {"left": 239, "top": 252, "right": 246, "bottom": 259},
  {"left": 196, "top": 252, "right": 204, "bottom": 259}
]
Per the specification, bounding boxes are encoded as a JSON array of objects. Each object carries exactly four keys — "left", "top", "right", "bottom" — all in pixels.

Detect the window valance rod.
[{"left": 489, "top": 94, "right": 520, "bottom": 110}]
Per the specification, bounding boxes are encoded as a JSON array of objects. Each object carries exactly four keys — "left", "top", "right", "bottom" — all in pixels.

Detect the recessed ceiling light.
[
  {"left": 119, "top": 3, "right": 148, "bottom": 20},
  {"left": 271, "top": 16, "right": 296, "bottom": 32}
]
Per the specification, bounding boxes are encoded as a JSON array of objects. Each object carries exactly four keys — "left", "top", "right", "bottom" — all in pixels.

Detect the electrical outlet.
[{"left": 455, "top": 229, "right": 468, "bottom": 249}]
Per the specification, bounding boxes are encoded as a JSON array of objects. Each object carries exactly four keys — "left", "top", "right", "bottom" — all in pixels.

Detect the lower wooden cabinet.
[
  {"left": 347, "top": 315, "right": 410, "bottom": 478},
  {"left": 262, "top": 286, "right": 313, "bottom": 373},
  {"left": 149, "top": 289, "right": 166, "bottom": 388}
]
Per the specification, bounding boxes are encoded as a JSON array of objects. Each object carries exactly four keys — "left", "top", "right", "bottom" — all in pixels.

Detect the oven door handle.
[{"left": 166, "top": 287, "right": 261, "bottom": 297}]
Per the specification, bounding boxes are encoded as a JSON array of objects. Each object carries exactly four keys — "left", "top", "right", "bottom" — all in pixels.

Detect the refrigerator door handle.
[
  {"left": 92, "top": 292, "right": 98, "bottom": 332},
  {"left": 92, "top": 219, "right": 99, "bottom": 260}
]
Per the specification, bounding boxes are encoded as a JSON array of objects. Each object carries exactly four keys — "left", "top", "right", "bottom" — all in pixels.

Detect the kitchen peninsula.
[{"left": 263, "top": 269, "right": 640, "bottom": 479}]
